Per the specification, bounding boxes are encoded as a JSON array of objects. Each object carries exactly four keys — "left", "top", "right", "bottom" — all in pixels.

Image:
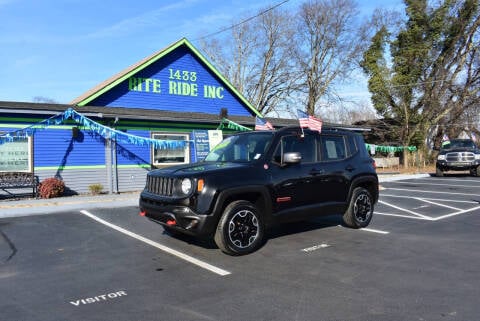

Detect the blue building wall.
[
  {"left": 34, "top": 128, "right": 106, "bottom": 168},
  {"left": 88, "top": 46, "right": 252, "bottom": 117},
  {"left": 115, "top": 129, "right": 151, "bottom": 167}
]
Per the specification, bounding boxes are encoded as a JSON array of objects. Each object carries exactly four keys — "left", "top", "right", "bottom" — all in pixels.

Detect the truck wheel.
[
  {"left": 214, "top": 200, "right": 264, "bottom": 255},
  {"left": 436, "top": 167, "right": 444, "bottom": 177},
  {"left": 471, "top": 166, "right": 480, "bottom": 177},
  {"left": 343, "top": 187, "right": 373, "bottom": 228}
]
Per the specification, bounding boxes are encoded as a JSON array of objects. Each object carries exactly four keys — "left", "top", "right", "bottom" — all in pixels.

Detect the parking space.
[
  {"left": 1, "top": 174, "right": 480, "bottom": 320},
  {"left": 377, "top": 175, "right": 480, "bottom": 221}
]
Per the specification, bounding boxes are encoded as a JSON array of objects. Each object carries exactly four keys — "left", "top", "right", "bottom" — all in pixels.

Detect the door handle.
[{"left": 309, "top": 169, "right": 325, "bottom": 176}]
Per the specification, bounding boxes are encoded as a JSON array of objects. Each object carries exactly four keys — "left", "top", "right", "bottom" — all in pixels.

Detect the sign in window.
[
  {"left": 151, "top": 133, "right": 189, "bottom": 166},
  {"left": 0, "top": 137, "right": 32, "bottom": 172}
]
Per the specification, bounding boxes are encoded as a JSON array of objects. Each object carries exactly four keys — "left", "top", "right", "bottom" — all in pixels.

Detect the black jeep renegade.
[{"left": 139, "top": 126, "right": 378, "bottom": 255}]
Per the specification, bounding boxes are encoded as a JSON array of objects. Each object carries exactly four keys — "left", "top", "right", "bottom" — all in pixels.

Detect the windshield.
[
  {"left": 442, "top": 139, "right": 477, "bottom": 150},
  {"left": 204, "top": 132, "right": 273, "bottom": 163}
]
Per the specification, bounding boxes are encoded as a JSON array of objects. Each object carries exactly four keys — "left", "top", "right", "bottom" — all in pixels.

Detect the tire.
[
  {"left": 471, "top": 165, "right": 480, "bottom": 177},
  {"left": 214, "top": 200, "right": 264, "bottom": 255},
  {"left": 436, "top": 167, "right": 444, "bottom": 177},
  {"left": 343, "top": 187, "right": 374, "bottom": 228}
]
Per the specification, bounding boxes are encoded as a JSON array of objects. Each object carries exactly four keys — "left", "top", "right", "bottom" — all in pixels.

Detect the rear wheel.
[
  {"left": 343, "top": 187, "right": 373, "bottom": 228},
  {"left": 214, "top": 200, "right": 264, "bottom": 255}
]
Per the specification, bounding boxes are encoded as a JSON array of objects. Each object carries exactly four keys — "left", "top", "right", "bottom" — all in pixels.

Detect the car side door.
[
  {"left": 318, "top": 134, "right": 351, "bottom": 205},
  {"left": 269, "top": 132, "right": 321, "bottom": 217}
]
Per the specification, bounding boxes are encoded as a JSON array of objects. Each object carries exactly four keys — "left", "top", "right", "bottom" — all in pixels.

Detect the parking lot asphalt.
[{"left": 2, "top": 172, "right": 480, "bottom": 321}]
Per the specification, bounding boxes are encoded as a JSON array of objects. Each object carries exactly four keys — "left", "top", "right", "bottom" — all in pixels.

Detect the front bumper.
[
  {"left": 436, "top": 160, "right": 480, "bottom": 171},
  {"left": 139, "top": 192, "right": 218, "bottom": 237}
]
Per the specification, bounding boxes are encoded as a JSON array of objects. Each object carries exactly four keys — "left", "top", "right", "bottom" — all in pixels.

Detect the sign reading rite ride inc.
[
  {"left": 84, "top": 43, "right": 254, "bottom": 117},
  {"left": 128, "top": 68, "right": 224, "bottom": 100}
]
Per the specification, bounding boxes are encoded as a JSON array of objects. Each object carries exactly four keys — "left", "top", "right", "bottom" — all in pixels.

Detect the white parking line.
[
  {"left": 80, "top": 210, "right": 231, "bottom": 276},
  {"left": 415, "top": 198, "right": 461, "bottom": 211},
  {"left": 381, "top": 194, "right": 480, "bottom": 204},
  {"left": 375, "top": 212, "right": 432, "bottom": 220},
  {"left": 378, "top": 200, "right": 432, "bottom": 219},
  {"left": 388, "top": 181, "right": 480, "bottom": 188},
  {"left": 417, "top": 177, "right": 480, "bottom": 183},
  {"left": 431, "top": 205, "right": 480, "bottom": 221},
  {"left": 361, "top": 228, "right": 390, "bottom": 234},
  {"left": 384, "top": 187, "right": 480, "bottom": 197}
]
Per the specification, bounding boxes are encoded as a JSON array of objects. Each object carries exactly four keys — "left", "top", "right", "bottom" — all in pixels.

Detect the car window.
[
  {"left": 273, "top": 134, "right": 318, "bottom": 163},
  {"left": 205, "top": 132, "right": 273, "bottom": 163},
  {"left": 321, "top": 135, "right": 347, "bottom": 161},
  {"left": 347, "top": 135, "right": 358, "bottom": 156}
]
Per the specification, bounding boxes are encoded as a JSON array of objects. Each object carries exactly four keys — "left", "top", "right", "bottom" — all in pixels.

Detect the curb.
[{"left": 0, "top": 193, "right": 139, "bottom": 219}]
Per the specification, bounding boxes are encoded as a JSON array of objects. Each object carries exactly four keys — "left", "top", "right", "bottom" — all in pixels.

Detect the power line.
[{"left": 193, "top": 0, "right": 291, "bottom": 41}]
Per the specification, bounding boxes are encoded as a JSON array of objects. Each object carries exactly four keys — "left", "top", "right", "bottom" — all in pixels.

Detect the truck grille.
[
  {"left": 146, "top": 176, "right": 176, "bottom": 196},
  {"left": 446, "top": 152, "right": 475, "bottom": 162}
]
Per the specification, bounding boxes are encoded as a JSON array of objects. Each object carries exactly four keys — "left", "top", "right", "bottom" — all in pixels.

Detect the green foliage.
[
  {"left": 38, "top": 177, "right": 65, "bottom": 199},
  {"left": 361, "top": 0, "right": 480, "bottom": 152}
]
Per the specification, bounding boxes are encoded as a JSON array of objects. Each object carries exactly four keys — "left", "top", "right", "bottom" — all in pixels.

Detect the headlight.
[
  {"left": 180, "top": 178, "right": 193, "bottom": 195},
  {"left": 437, "top": 154, "right": 446, "bottom": 160},
  {"left": 475, "top": 154, "right": 480, "bottom": 160}
]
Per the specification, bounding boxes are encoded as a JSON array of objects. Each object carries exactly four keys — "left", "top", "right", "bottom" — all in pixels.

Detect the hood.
[
  {"left": 149, "top": 162, "right": 250, "bottom": 177},
  {"left": 439, "top": 148, "right": 479, "bottom": 154}
]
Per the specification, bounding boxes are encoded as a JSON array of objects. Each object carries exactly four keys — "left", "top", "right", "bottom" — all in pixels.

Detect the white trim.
[{"left": 150, "top": 132, "right": 190, "bottom": 166}]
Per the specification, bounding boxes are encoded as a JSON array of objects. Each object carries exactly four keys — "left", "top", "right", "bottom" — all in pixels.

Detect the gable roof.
[{"left": 70, "top": 38, "right": 262, "bottom": 117}]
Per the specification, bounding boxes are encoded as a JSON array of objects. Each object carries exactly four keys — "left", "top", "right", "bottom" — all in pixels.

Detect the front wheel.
[
  {"left": 343, "top": 187, "right": 374, "bottom": 228},
  {"left": 470, "top": 166, "right": 480, "bottom": 177},
  {"left": 214, "top": 200, "right": 264, "bottom": 255},
  {"left": 436, "top": 167, "right": 444, "bottom": 177}
]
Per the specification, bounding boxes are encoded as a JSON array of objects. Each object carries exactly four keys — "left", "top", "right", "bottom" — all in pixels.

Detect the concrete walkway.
[
  {"left": 0, "top": 173, "right": 431, "bottom": 219},
  {"left": 0, "top": 192, "right": 139, "bottom": 218}
]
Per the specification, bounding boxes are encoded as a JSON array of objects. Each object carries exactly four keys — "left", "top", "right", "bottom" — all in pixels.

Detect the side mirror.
[{"left": 283, "top": 152, "right": 301, "bottom": 164}]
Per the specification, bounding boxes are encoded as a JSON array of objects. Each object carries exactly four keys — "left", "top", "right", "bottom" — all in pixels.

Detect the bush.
[
  {"left": 38, "top": 177, "right": 65, "bottom": 199},
  {"left": 88, "top": 183, "right": 104, "bottom": 195}
]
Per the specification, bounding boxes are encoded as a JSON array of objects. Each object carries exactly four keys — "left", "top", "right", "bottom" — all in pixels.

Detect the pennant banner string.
[
  {"left": 365, "top": 143, "right": 417, "bottom": 153},
  {"left": 0, "top": 108, "right": 190, "bottom": 149},
  {"left": 217, "top": 118, "right": 252, "bottom": 132}
]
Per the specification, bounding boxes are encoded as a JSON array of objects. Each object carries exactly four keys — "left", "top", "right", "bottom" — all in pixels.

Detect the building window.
[
  {"left": 0, "top": 137, "right": 32, "bottom": 172},
  {"left": 151, "top": 132, "right": 190, "bottom": 166}
]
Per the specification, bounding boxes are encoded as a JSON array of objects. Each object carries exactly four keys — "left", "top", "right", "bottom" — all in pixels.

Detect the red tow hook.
[{"left": 139, "top": 211, "right": 146, "bottom": 217}]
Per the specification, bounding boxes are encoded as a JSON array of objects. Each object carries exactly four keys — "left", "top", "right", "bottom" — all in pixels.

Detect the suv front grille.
[
  {"left": 146, "top": 176, "right": 176, "bottom": 196},
  {"left": 446, "top": 152, "right": 475, "bottom": 162}
]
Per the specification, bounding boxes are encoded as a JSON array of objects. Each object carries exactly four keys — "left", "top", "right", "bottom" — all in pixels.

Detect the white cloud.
[{"left": 86, "top": 0, "right": 201, "bottom": 39}]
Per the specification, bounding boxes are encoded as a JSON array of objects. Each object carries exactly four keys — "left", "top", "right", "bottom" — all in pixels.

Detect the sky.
[{"left": 0, "top": 0, "right": 404, "bottom": 105}]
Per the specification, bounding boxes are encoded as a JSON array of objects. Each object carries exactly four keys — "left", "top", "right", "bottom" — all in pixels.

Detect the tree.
[
  {"left": 200, "top": 7, "right": 296, "bottom": 115},
  {"left": 294, "top": 0, "right": 368, "bottom": 116},
  {"left": 361, "top": 0, "right": 480, "bottom": 166}
]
